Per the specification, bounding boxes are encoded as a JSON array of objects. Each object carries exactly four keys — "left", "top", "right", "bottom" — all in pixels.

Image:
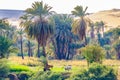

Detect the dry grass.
[
  {"left": 8, "top": 56, "right": 42, "bottom": 66},
  {"left": 9, "top": 56, "right": 120, "bottom": 67}
]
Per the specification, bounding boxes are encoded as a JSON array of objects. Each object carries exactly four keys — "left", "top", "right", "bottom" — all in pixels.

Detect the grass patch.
[
  {"left": 8, "top": 56, "right": 120, "bottom": 79},
  {"left": 51, "top": 66, "right": 65, "bottom": 72},
  {"left": 10, "top": 64, "right": 30, "bottom": 72}
]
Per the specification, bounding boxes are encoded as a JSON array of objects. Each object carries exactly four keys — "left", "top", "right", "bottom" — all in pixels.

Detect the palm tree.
[
  {"left": 95, "top": 21, "right": 105, "bottom": 37},
  {"left": 88, "top": 19, "right": 95, "bottom": 39},
  {"left": 0, "top": 19, "right": 11, "bottom": 37},
  {"left": 20, "top": 15, "right": 34, "bottom": 57},
  {"left": 17, "top": 29, "right": 24, "bottom": 59},
  {"left": 72, "top": 6, "right": 88, "bottom": 45},
  {"left": 95, "top": 21, "right": 101, "bottom": 34},
  {"left": 100, "top": 21, "right": 105, "bottom": 37},
  {"left": 52, "top": 14, "right": 74, "bottom": 59},
  {"left": 25, "top": 1, "right": 54, "bottom": 71},
  {"left": 25, "top": 1, "right": 54, "bottom": 58}
]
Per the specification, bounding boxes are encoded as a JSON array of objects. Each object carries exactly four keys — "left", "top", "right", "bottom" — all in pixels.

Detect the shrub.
[
  {"left": 69, "top": 70, "right": 88, "bottom": 80},
  {"left": 18, "top": 71, "right": 34, "bottom": 80},
  {"left": 0, "top": 36, "right": 12, "bottom": 58},
  {"left": 88, "top": 63, "right": 117, "bottom": 80},
  {"left": 70, "top": 63, "right": 117, "bottom": 80},
  {"left": 29, "top": 71, "right": 64, "bottom": 80},
  {"left": 81, "top": 44, "right": 105, "bottom": 65},
  {"left": 113, "top": 40, "right": 120, "bottom": 59},
  {"left": 48, "top": 72, "right": 63, "bottom": 80},
  {"left": 0, "top": 59, "right": 10, "bottom": 77}
]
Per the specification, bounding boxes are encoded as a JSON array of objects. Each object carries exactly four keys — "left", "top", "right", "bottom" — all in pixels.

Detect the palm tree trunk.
[
  {"left": 51, "top": 38, "right": 57, "bottom": 58},
  {"left": 28, "top": 40, "right": 31, "bottom": 57},
  {"left": 102, "top": 26, "right": 104, "bottom": 37},
  {"left": 42, "top": 46, "right": 50, "bottom": 72},
  {"left": 42, "top": 46, "right": 46, "bottom": 57},
  {"left": 6, "top": 52, "right": 9, "bottom": 59},
  {"left": 37, "top": 43, "right": 40, "bottom": 58},
  {"left": 117, "top": 50, "right": 120, "bottom": 59},
  {"left": 20, "top": 35, "right": 24, "bottom": 59},
  {"left": 85, "top": 34, "right": 87, "bottom": 45},
  {"left": 31, "top": 48, "right": 33, "bottom": 57},
  {"left": 90, "top": 26, "right": 95, "bottom": 39},
  {"left": 56, "top": 37, "right": 61, "bottom": 59}
]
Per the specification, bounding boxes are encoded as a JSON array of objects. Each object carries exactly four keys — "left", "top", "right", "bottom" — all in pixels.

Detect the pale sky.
[{"left": 0, "top": 0, "right": 120, "bottom": 13}]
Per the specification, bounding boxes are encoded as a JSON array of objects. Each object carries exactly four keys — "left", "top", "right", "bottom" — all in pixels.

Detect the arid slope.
[{"left": 88, "top": 9, "right": 120, "bottom": 28}]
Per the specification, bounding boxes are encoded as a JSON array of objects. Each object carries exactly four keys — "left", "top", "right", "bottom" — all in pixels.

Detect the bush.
[
  {"left": 70, "top": 63, "right": 117, "bottom": 80},
  {"left": 69, "top": 70, "right": 88, "bottom": 80},
  {"left": 48, "top": 72, "right": 63, "bottom": 80},
  {"left": 0, "top": 59, "right": 10, "bottom": 77},
  {"left": 113, "top": 40, "right": 120, "bottom": 59},
  {"left": 88, "top": 63, "right": 117, "bottom": 80},
  {"left": 0, "top": 36, "right": 12, "bottom": 58},
  {"left": 29, "top": 71, "right": 64, "bottom": 80},
  {"left": 18, "top": 71, "right": 34, "bottom": 80},
  {"left": 81, "top": 44, "right": 105, "bottom": 65}
]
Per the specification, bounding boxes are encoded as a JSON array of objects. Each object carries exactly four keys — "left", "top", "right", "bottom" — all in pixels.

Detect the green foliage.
[
  {"left": 25, "top": 1, "right": 53, "bottom": 17},
  {"left": 113, "top": 40, "right": 120, "bottom": 51},
  {"left": 70, "top": 70, "right": 88, "bottom": 80},
  {"left": 70, "top": 63, "right": 117, "bottom": 80},
  {"left": 0, "top": 59, "right": 10, "bottom": 77},
  {"left": 52, "top": 14, "right": 75, "bottom": 59},
  {"left": 72, "top": 5, "right": 88, "bottom": 45},
  {"left": 81, "top": 44, "right": 105, "bottom": 65},
  {"left": 40, "top": 56, "right": 47, "bottom": 64},
  {"left": 0, "top": 36, "right": 12, "bottom": 58},
  {"left": 29, "top": 71, "right": 64, "bottom": 80},
  {"left": 71, "top": 6, "right": 88, "bottom": 17},
  {"left": 108, "top": 27, "right": 120, "bottom": 39},
  {"left": 24, "top": 1, "right": 54, "bottom": 58},
  {"left": 10, "top": 65, "right": 30, "bottom": 72},
  {"left": 88, "top": 63, "right": 117, "bottom": 80},
  {"left": 103, "top": 45, "right": 112, "bottom": 59},
  {"left": 0, "top": 36, "right": 18, "bottom": 58},
  {"left": 113, "top": 40, "right": 120, "bottom": 59},
  {"left": 48, "top": 72, "right": 63, "bottom": 80},
  {"left": 18, "top": 71, "right": 34, "bottom": 80},
  {"left": 0, "top": 19, "right": 10, "bottom": 30}
]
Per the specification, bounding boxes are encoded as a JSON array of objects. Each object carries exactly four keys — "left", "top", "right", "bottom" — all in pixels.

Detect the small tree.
[
  {"left": 0, "top": 36, "right": 18, "bottom": 59},
  {"left": 81, "top": 44, "right": 105, "bottom": 66}
]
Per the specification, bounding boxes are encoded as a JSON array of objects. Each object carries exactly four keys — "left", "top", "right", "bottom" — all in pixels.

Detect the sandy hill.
[
  {"left": 87, "top": 9, "right": 120, "bottom": 28},
  {"left": 0, "top": 9, "right": 120, "bottom": 29}
]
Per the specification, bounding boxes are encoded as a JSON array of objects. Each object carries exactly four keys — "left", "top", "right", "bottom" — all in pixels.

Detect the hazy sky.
[{"left": 0, "top": 0, "right": 120, "bottom": 13}]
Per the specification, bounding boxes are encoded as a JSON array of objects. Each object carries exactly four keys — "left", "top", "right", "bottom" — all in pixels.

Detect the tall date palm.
[
  {"left": 72, "top": 6, "right": 88, "bottom": 45},
  {"left": 25, "top": 1, "right": 54, "bottom": 58}
]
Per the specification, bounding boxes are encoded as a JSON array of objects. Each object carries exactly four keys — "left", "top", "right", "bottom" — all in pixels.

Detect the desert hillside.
[
  {"left": 88, "top": 9, "right": 120, "bottom": 28},
  {"left": 0, "top": 9, "right": 120, "bottom": 28}
]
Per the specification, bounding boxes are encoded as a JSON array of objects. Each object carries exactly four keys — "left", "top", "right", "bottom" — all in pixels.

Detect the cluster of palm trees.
[
  {"left": 1, "top": 1, "right": 120, "bottom": 61},
  {"left": 19, "top": 1, "right": 90, "bottom": 60}
]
